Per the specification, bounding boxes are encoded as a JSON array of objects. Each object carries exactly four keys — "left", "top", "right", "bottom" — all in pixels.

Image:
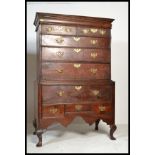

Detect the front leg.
[
  {"left": 95, "top": 119, "right": 100, "bottom": 130},
  {"left": 36, "top": 131, "right": 43, "bottom": 147},
  {"left": 110, "top": 124, "right": 117, "bottom": 140},
  {"left": 33, "top": 119, "right": 37, "bottom": 135}
]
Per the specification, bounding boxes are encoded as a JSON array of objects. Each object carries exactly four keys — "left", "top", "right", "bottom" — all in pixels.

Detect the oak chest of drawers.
[{"left": 33, "top": 12, "right": 117, "bottom": 147}]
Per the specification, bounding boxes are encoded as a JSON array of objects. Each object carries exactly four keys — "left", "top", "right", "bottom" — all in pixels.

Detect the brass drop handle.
[
  {"left": 49, "top": 108, "right": 58, "bottom": 114},
  {"left": 74, "top": 63, "right": 81, "bottom": 68},
  {"left": 56, "top": 51, "right": 64, "bottom": 57},
  {"left": 90, "top": 68, "right": 98, "bottom": 74},
  {"left": 57, "top": 91, "right": 64, "bottom": 97},
  {"left": 91, "top": 52, "right": 97, "bottom": 59},
  {"left": 73, "top": 37, "right": 80, "bottom": 42},
  {"left": 90, "top": 40, "right": 98, "bottom": 45},
  {"left": 92, "top": 90, "right": 100, "bottom": 96},
  {"left": 82, "top": 29, "right": 89, "bottom": 34},
  {"left": 99, "top": 106, "right": 106, "bottom": 112},
  {"left": 75, "top": 105, "right": 82, "bottom": 111},
  {"left": 74, "top": 48, "right": 81, "bottom": 53},
  {"left": 90, "top": 28, "right": 98, "bottom": 33},
  {"left": 56, "top": 69, "right": 63, "bottom": 73},
  {"left": 75, "top": 86, "right": 82, "bottom": 91},
  {"left": 100, "top": 30, "right": 106, "bottom": 35},
  {"left": 56, "top": 37, "right": 64, "bottom": 44}
]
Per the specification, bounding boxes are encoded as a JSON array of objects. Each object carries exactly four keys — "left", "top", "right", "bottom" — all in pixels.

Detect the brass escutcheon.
[
  {"left": 73, "top": 37, "right": 80, "bottom": 41},
  {"left": 57, "top": 91, "right": 64, "bottom": 97},
  {"left": 90, "top": 28, "right": 98, "bottom": 33},
  {"left": 91, "top": 52, "right": 97, "bottom": 59},
  {"left": 74, "top": 64, "right": 81, "bottom": 68},
  {"left": 90, "top": 68, "right": 98, "bottom": 74},
  {"left": 49, "top": 108, "right": 58, "bottom": 114},
  {"left": 90, "top": 40, "right": 98, "bottom": 45},
  {"left": 56, "top": 36, "right": 64, "bottom": 44},
  {"left": 75, "top": 86, "right": 82, "bottom": 91},
  {"left": 65, "top": 27, "right": 71, "bottom": 32},
  {"left": 82, "top": 29, "right": 89, "bottom": 34},
  {"left": 74, "top": 48, "right": 81, "bottom": 53},
  {"left": 92, "top": 90, "right": 100, "bottom": 96},
  {"left": 99, "top": 106, "right": 106, "bottom": 112},
  {"left": 75, "top": 105, "right": 82, "bottom": 111},
  {"left": 100, "top": 30, "right": 106, "bottom": 35}
]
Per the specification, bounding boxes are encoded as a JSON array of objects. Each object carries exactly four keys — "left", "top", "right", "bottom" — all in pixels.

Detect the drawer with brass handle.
[
  {"left": 41, "top": 25, "right": 76, "bottom": 35},
  {"left": 42, "top": 47, "right": 110, "bottom": 63},
  {"left": 77, "top": 27, "right": 110, "bottom": 37},
  {"left": 42, "top": 35, "right": 110, "bottom": 48},
  {"left": 42, "top": 105, "right": 64, "bottom": 118},
  {"left": 42, "top": 63, "right": 110, "bottom": 80}
]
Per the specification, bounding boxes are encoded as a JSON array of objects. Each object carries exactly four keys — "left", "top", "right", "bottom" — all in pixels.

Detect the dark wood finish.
[{"left": 33, "top": 12, "right": 116, "bottom": 147}]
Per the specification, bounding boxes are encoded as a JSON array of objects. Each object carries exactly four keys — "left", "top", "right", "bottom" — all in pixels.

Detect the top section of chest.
[{"left": 34, "top": 12, "right": 114, "bottom": 33}]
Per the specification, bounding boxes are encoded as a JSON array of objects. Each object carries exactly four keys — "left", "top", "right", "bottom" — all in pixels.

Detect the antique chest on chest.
[{"left": 33, "top": 12, "right": 116, "bottom": 147}]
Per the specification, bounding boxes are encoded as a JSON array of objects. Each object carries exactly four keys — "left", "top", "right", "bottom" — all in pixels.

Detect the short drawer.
[
  {"left": 42, "top": 85, "right": 112, "bottom": 104},
  {"left": 77, "top": 27, "right": 110, "bottom": 37},
  {"left": 41, "top": 63, "right": 110, "bottom": 80},
  {"left": 42, "top": 35, "right": 110, "bottom": 48},
  {"left": 41, "top": 25, "right": 76, "bottom": 35},
  {"left": 42, "top": 47, "right": 110, "bottom": 63},
  {"left": 42, "top": 105, "right": 64, "bottom": 118},
  {"left": 65, "top": 104, "right": 91, "bottom": 113}
]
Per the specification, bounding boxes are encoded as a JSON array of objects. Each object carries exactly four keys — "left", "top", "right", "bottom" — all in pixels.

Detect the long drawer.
[
  {"left": 42, "top": 47, "right": 110, "bottom": 63},
  {"left": 42, "top": 35, "right": 110, "bottom": 48},
  {"left": 41, "top": 62, "right": 110, "bottom": 80},
  {"left": 42, "top": 85, "right": 112, "bottom": 104},
  {"left": 41, "top": 24, "right": 110, "bottom": 37}
]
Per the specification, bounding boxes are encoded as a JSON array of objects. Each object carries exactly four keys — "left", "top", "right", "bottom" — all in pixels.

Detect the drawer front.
[
  {"left": 65, "top": 104, "right": 91, "bottom": 113},
  {"left": 77, "top": 27, "right": 110, "bottom": 37},
  {"left": 42, "top": 85, "right": 112, "bottom": 104},
  {"left": 92, "top": 104, "right": 112, "bottom": 114},
  {"left": 41, "top": 25, "right": 76, "bottom": 35},
  {"left": 42, "top": 35, "right": 110, "bottom": 48},
  {"left": 42, "top": 86, "right": 84, "bottom": 104},
  {"left": 41, "top": 63, "right": 110, "bottom": 80},
  {"left": 42, "top": 47, "right": 110, "bottom": 63},
  {"left": 42, "top": 105, "right": 64, "bottom": 118}
]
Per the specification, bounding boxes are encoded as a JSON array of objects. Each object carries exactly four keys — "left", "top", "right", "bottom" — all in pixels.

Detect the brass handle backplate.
[
  {"left": 75, "top": 86, "right": 82, "bottom": 91},
  {"left": 91, "top": 52, "right": 97, "bottom": 59},
  {"left": 74, "top": 64, "right": 81, "bottom": 68},
  {"left": 46, "top": 27, "right": 53, "bottom": 32},
  {"left": 56, "top": 69, "right": 63, "bottom": 73},
  {"left": 75, "top": 105, "right": 82, "bottom": 111},
  {"left": 99, "top": 106, "right": 106, "bottom": 112},
  {"left": 73, "top": 37, "right": 80, "bottom": 42},
  {"left": 74, "top": 48, "right": 81, "bottom": 53},
  {"left": 90, "top": 28, "right": 98, "bottom": 33},
  {"left": 56, "top": 51, "right": 64, "bottom": 57},
  {"left": 49, "top": 108, "right": 58, "bottom": 114},
  {"left": 90, "top": 68, "right": 98, "bottom": 74},
  {"left": 65, "top": 27, "right": 71, "bottom": 32},
  {"left": 82, "top": 29, "right": 89, "bottom": 34},
  {"left": 56, "top": 37, "right": 64, "bottom": 44}
]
